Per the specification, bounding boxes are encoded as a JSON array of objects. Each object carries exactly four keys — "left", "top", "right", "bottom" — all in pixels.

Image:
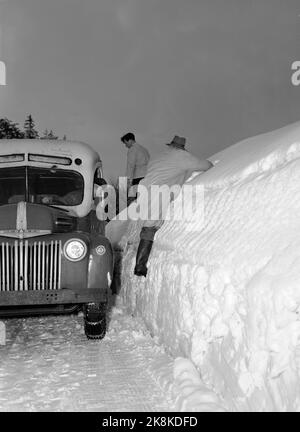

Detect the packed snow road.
[{"left": 0, "top": 297, "right": 176, "bottom": 412}]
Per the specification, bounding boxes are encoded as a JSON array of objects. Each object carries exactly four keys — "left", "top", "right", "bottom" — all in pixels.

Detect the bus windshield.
[{"left": 0, "top": 166, "right": 84, "bottom": 206}]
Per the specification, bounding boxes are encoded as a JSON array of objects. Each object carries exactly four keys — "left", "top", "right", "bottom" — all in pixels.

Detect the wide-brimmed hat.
[{"left": 166, "top": 135, "right": 186, "bottom": 149}]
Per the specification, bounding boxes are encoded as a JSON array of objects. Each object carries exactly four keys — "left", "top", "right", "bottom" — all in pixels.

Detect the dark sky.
[{"left": 0, "top": 0, "right": 300, "bottom": 181}]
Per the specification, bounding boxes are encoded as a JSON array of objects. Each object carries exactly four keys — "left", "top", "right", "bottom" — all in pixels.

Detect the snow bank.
[
  {"left": 173, "top": 358, "right": 226, "bottom": 411},
  {"left": 113, "top": 121, "right": 300, "bottom": 411}
]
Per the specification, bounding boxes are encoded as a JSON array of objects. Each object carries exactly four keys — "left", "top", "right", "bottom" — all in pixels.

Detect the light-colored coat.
[
  {"left": 126, "top": 142, "right": 150, "bottom": 180},
  {"left": 138, "top": 147, "right": 211, "bottom": 228}
]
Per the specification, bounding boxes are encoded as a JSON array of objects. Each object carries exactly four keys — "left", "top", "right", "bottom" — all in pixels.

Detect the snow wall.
[{"left": 111, "top": 121, "right": 300, "bottom": 411}]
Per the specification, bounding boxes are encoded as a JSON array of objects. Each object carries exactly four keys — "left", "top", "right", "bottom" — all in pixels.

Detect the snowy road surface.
[{"left": 0, "top": 299, "right": 176, "bottom": 412}]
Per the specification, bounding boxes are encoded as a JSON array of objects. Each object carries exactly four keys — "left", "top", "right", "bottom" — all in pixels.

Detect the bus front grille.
[{"left": 0, "top": 240, "right": 62, "bottom": 291}]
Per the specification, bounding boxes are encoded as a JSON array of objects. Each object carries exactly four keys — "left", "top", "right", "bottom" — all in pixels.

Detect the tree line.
[{"left": 0, "top": 114, "right": 67, "bottom": 140}]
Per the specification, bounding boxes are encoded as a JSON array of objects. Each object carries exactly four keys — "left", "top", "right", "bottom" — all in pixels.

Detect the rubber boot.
[{"left": 134, "top": 239, "right": 154, "bottom": 277}]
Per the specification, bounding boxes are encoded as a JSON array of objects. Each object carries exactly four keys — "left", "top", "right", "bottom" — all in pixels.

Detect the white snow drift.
[{"left": 108, "top": 121, "right": 300, "bottom": 411}]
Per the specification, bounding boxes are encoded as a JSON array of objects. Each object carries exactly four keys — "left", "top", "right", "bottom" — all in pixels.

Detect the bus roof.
[{"left": 0, "top": 139, "right": 101, "bottom": 163}]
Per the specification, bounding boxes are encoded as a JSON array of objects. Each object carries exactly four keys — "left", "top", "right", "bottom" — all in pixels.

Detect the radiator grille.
[{"left": 0, "top": 240, "right": 62, "bottom": 291}]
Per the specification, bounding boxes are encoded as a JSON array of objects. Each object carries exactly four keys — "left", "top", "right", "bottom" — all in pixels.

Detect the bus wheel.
[{"left": 83, "top": 302, "right": 106, "bottom": 340}]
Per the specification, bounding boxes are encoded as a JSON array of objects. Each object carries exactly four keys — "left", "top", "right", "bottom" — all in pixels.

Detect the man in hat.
[
  {"left": 120, "top": 132, "right": 150, "bottom": 203},
  {"left": 134, "top": 135, "right": 213, "bottom": 277}
]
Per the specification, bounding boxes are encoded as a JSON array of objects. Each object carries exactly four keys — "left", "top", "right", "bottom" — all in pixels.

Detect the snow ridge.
[{"left": 117, "top": 121, "right": 300, "bottom": 411}]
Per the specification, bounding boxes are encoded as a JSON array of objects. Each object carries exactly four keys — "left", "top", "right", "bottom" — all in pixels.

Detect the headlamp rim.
[{"left": 63, "top": 238, "right": 87, "bottom": 262}]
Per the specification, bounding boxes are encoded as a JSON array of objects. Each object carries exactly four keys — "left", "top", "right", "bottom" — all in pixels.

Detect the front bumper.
[{"left": 0, "top": 287, "right": 107, "bottom": 307}]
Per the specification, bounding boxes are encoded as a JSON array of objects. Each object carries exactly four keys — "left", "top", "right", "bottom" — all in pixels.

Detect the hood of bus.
[{"left": 0, "top": 201, "right": 76, "bottom": 238}]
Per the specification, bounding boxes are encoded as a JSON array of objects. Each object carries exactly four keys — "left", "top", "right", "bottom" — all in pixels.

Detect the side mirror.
[
  {"left": 93, "top": 183, "right": 110, "bottom": 218},
  {"left": 94, "top": 177, "right": 107, "bottom": 186},
  {"left": 93, "top": 178, "right": 107, "bottom": 202},
  {"left": 93, "top": 180, "right": 108, "bottom": 202}
]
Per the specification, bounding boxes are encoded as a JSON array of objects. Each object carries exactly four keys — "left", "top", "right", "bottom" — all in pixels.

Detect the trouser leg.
[
  {"left": 134, "top": 227, "right": 159, "bottom": 277},
  {"left": 127, "top": 177, "right": 144, "bottom": 206}
]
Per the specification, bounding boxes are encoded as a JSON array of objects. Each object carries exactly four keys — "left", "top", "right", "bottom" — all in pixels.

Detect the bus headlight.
[{"left": 64, "top": 239, "right": 87, "bottom": 262}]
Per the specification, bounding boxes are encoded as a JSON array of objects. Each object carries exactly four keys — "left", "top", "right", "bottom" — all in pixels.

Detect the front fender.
[{"left": 87, "top": 234, "right": 113, "bottom": 290}]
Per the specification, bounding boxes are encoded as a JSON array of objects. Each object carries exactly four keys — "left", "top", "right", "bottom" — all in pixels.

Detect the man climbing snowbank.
[
  {"left": 133, "top": 135, "right": 213, "bottom": 277},
  {"left": 118, "top": 120, "right": 300, "bottom": 411}
]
